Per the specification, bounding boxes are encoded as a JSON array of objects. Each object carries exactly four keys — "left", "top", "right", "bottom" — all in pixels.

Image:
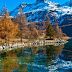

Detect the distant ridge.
[{"left": 62, "top": 0, "right": 72, "bottom": 7}]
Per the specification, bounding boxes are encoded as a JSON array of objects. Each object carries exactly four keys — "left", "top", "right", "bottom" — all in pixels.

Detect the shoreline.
[
  {"left": 61, "top": 37, "right": 71, "bottom": 40},
  {"left": 0, "top": 38, "right": 68, "bottom": 51}
]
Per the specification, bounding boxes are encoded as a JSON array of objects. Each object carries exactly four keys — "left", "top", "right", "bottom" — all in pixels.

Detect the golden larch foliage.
[{"left": 0, "top": 16, "right": 19, "bottom": 39}]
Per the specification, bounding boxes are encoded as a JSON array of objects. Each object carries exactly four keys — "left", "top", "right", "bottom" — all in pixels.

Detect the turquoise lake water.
[{"left": 0, "top": 39, "right": 72, "bottom": 72}]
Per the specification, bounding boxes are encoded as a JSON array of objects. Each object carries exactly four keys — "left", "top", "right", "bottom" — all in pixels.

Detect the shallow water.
[{"left": 0, "top": 39, "right": 72, "bottom": 72}]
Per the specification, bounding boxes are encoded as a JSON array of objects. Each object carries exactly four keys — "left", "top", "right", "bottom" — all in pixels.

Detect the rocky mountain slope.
[
  {"left": 59, "top": 15, "right": 72, "bottom": 37},
  {"left": 10, "top": 0, "right": 72, "bottom": 36},
  {"left": 10, "top": 0, "right": 72, "bottom": 21}
]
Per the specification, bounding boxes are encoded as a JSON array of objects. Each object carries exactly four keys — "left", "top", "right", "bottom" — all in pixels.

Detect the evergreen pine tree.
[
  {"left": 46, "top": 14, "right": 57, "bottom": 38},
  {"left": 46, "top": 23, "right": 57, "bottom": 38}
]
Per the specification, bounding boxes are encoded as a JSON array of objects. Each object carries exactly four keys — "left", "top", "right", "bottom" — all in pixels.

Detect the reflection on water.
[
  {"left": 60, "top": 39, "right": 72, "bottom": 61},
  {"left": 0, "top": 40, "right": 72, "bottom": 72}
]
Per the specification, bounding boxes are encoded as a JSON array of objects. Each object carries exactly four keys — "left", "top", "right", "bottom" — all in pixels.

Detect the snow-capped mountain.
[{"left": 10, "top": 0, "right": 72, "bottom": 23}]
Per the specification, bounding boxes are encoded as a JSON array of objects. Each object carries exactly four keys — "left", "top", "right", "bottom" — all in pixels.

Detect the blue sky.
[{"left": 0, "top": 0, "right": 70, "bottom": 11}]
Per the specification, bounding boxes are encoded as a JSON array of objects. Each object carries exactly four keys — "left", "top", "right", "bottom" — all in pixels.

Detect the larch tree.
[
  {"left": 0, "top": 8, "right": 19, "bottom": 40},
  {"left": 15, "top": 8, "right": 28, "bottom": 41},
  {"left": 16, "top": 7, "right": 27, "bottom": 26},
  {"left": 55, "top": 25, "right": 63, "bottom": 38},
  {"left": 53, "top": 20, "right": 63, "bottom": 38},
  {"left": 45, "top": 14, "right": 50, "bottom": 28},
  {"left": 29, "top": 20, "right": 39, "bottom": 39},
  {"left": 0, "top": 5, "right": 8, "bottom": 16}
]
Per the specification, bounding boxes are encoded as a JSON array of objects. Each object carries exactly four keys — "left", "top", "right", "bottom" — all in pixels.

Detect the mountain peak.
[
  {"left": 36, "top": 0, "right": 47, "bottom": 3},
  {"left": 10, "top": 0, "right": 72, "bottom": 23}
]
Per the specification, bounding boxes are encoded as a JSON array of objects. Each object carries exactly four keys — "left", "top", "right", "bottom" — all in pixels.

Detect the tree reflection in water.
[
  {"left": 0, "top": 50, "right": 19, "bottom": 72},
  {"left": 0, "top": 44, "right": 64, "bottom": 72}
]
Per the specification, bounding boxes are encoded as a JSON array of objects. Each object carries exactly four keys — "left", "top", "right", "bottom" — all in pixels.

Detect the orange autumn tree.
[{"left": 0, "top": 11, "right": 19, "bottom": 39}]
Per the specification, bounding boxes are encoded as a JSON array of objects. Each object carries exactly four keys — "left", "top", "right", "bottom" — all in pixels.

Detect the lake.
[{"left": 0, "top": 39, "right": 72, "bottom": 72}]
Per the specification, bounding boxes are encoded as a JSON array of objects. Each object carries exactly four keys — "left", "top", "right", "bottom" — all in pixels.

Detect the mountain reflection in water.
[{"left": 0, "top": 40, "right": 72, "bottom": 72}]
